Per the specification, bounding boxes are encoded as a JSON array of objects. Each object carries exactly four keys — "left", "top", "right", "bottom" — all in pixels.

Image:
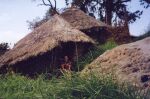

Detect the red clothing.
[{"left": 61, "top": 62, "right": 71, "bottom": 70}]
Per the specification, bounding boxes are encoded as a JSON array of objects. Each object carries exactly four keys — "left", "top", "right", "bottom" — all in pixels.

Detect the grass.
[
  {"left": 76, "top": 41, "right": 117, "bottom": 71},
  {"left": 0, "top": 72, "right": 147, "bottom": 99}
]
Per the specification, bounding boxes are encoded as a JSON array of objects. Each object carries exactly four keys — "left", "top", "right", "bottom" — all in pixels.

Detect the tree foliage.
[
  {"left": 65, "top": 0, "right": 143, "bottom": 26},
  {"left": 0, "top": 43, "right": 9, "bottom": 51},
  {"left": 140, "top": 0, "right": 150, "bottom": 8},
  {"left": 27, "top": 9, "right": 52, "bottom": 30},
  {"left": 28, "top": 0, "right": 61, "bottom": 29},
  {"left": 28, "top": 0, "right": 148, "bottom": 29},
  {"left": 33, "top": 0, "right": 58, "bottom": 15},
  {"left": 0, "top": 43, "right": 10, "bottom": 56}
]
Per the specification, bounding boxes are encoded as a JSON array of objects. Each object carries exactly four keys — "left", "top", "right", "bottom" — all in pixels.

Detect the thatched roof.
[
  {"left": 61, "top": 7, "right": 110, "bottom": 30},
  {"left": 0, "top": 14, "right": 94, "bottom": 67}
]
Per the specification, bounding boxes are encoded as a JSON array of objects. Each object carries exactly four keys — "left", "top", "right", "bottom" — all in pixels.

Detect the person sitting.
[{"left": 61, "top": 56, "right": 72, "bottom": 71}]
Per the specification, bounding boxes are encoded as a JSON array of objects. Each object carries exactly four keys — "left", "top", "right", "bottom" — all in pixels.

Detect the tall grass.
[
  {"left": 76, "top": 41, "right": 117, "bottom": 71},
  {"left": 0, "top": 73, "right": 147, "bottom": 99}
]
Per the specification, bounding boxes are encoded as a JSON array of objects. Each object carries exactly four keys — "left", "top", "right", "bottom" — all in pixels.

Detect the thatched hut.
[
  {"left": 0, "top": 15, "right": 94, "bottom": 76},
  {"left": 61, "top": 7, "right": 111, "bottom": 43}
]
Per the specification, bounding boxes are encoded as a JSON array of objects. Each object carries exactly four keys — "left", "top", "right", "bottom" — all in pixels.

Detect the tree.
[
  {"left": 34, "top": 0, "right": 58, "bottom": 15},
  {"left": 0, "top": 43, "right": 9, "bottom": 51},
  {"left": 28, "top": 0, "right": 60, "bottom": 29},
  {"left": 65, "top": 0, "right": 143, "bottom": 26},
  {"left": 29, "top": 0, "right": 146, "bottom": 28},
  {"left": 140, "top": 0, "right": 150, "bottom": 8},
  {"left": 0, "top": 43, "right": 10, "bottom": 56},
  {"left": 27, "top": 9, "right": 52, "bottom": 30}
]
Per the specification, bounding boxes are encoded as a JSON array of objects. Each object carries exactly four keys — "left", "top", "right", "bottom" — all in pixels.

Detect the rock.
[
  {"left": 82, "top": 37, "right": 150, "bottom": 89},
  {"left": 141, "top": 75, "right": 149, "bottom": 83}
]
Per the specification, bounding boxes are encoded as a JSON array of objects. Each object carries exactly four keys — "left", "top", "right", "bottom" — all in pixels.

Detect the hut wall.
[{"left": 11, "top": 47, "right": 60, "bottom": 76}]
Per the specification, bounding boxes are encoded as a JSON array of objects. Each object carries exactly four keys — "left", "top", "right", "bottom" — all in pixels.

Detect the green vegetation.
[
  {"left": 0, "top": 73, "right": 147, "bottom": 99},
  {"left": 76, "top": 41, "right": 117, "bottom": 71}
]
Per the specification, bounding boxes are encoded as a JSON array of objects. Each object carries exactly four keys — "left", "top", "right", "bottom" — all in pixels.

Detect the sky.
[{"left": 0, "top": 0, "right": 150, "bottom": 47}]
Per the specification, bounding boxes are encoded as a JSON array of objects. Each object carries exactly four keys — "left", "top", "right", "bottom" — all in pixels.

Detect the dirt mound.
[{"left": 82, "top": 37, "right": 150, "bottom": 89}]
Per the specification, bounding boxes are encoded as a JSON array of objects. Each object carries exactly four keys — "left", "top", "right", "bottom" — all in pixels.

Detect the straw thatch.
[
  {"left": 61, "top": 7, "right": 112, "bottom": 43},
  {"left": 0, "top": 15, "right": 94, "bottom": 71},
  {"left": 61, "top": 7, "right": 110, "bottom": 30}
]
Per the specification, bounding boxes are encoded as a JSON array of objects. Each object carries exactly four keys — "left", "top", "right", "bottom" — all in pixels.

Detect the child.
[{"left": 61, "top": 56, "right": 72, "bottom": 71}]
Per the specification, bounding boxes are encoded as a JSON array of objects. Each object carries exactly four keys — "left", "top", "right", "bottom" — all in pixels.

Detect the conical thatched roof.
[
  {"left": 61, "top": 7, "right": 110, "bottom": 30},
  {"left": 0, "top": 15, "right": 94, "bottom": 67}
]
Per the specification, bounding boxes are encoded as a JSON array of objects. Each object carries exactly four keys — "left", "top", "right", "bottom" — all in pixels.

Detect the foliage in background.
[
  {"left": 28, "top": 0, "right": 60, "bottom": 30},
  {"left": 28, "top": 0, "right": 149, "bottom": 29},
  {"left": 0, "top": 43, "right": 10, "bottom": 51},
  {"left": 27, "top": 8, "right": 52, "bottom": 30},
  {"left": 0, "top": 42, "right": 10, "bottom": 56},
  {"left": 65, "top": 0, "right": 143, "bottom": 25},
  {"left": 0, "top": 73, "right": 148, "bottom": 99},
  {"left": 140, "top": 0, "right": 150, "bottom": 8}
]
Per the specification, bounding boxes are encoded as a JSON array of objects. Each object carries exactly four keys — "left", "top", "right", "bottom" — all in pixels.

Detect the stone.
[
  {"left": 141, "top": 75, "right": 149, "bottom": 83},
  {"left": 82, "top": 37, "right": 150, "bottom": 89}
]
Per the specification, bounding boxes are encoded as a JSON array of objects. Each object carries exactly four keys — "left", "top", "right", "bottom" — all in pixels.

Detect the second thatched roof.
[
  {"left": 0, "top": 14, "right": 94, "bottom": 67},
  {"left": 61, "top": 7, "right": 110, "bottom": 30}
]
